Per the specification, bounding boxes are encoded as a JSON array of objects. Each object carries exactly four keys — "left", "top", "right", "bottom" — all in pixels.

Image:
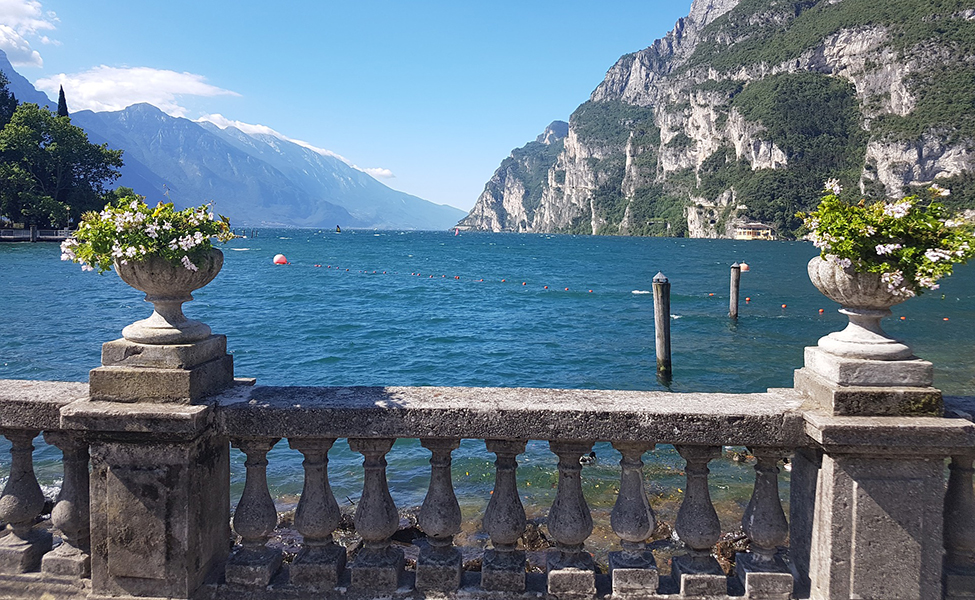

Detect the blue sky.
[{"left": 1, "top": 0, "right": 692, "bottom": 211}]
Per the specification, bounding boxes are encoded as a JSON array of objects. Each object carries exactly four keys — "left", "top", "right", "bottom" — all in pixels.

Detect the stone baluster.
[
  {"left": 288, "top": 438, "right": 345, "bottom": 588},
  {"left": 672, "top": 445, "right": 723, "bottom": 595},
  {"left": 41, "top": 431, "right": 90, "bottom": 577},
  {"left": 0, "top": 430, "right": 52, "bottom": 573},
  {"left": 226, "top": 438, "right": 282, "bottom": 587},
  {"left": 416, "top": 438, "right": 463, "bottom": 591},
  {"left": 482, "top": 439, "right": 527, "bottom": 592},
  {"left": 546, "top": 440, "right": 596, "bottom": 597},
  {"left": 609, "top": 441, "right": 658, "bottom": 596},
  {"left": 737, "top": 447, "right": 793, "bottom": 599},
  {"left": 348, "top": 438, "right": 403, "bottom": 592},
  {"left": 945, "top": 452, "right": 975, "bottom": 598}
]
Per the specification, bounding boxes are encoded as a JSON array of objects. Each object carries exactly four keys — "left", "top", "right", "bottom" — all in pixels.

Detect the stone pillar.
[
  {"left": 672, "top": 445, "right": 724, "bottom": 597},
  {"left": 944, "top": 452, "right": 975, "bottom": 599},
  {"left": 41, "top": 431, "right": 90, "bottom": 577},
  {"left": 796, "top": 412, "right": 956, "bottom": 600},
  {"left": 348, "top": 438, "right": 403, "bottom": 593},
  {"left": 60, "top": 401, "right": 230, "bottom": 600},
  {"left": 416, "top": 438, "right": 462, "bottom": 591},
  {"left": 226, "top": 438, "right": 282, "bottom": 587},
  {"left": 0, "top": 430, "right": 52, "bottom": 573},
  {"left": 546, "top": 440, "right": 596, "bottom": 597},
  {"left": 608, "top": 441, "right": 658, "bottom": 597},
  {"left": 287, "top": 437, "right": 345, "bottom": 589},
  {"left": 737, "top": 447, "right": 793, "bottom": 600},
  {"left": 482, "top": 439, "right": 527, "bottom": 592}
]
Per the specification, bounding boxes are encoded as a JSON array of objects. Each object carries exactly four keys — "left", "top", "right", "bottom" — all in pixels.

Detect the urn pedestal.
[
  {"left": 88, "top": 249, "right": 234, "bottom": 403},
  {"left": 795, "top": 256, "right": 941, "bottom": 416}
]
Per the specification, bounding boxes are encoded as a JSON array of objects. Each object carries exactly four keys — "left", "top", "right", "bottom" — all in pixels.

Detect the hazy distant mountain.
[{"left": 0, "top": 50, "right": 466, "bottom": 229}]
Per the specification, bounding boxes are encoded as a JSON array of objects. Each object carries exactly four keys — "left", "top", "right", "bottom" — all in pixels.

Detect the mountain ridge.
[
  {"left": 0, "top": 52, "right": 466, "bottom": 230},
  {"left": 461, "top": 0, "right": 975, "bottom": 238}
]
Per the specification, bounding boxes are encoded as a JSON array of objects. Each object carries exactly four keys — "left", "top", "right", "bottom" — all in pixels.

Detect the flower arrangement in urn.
[
  {"left": 800, "top": 180, "right": 975, "bottom": 298},
  {"left": 799, "top": 181, "right": 975, "bottom": 361},
  {"left": 60, "top": 193, "right": 233, "bottom": 344},
  {"left": 60, "top": 193, "right": 233, "bottom": 274}
]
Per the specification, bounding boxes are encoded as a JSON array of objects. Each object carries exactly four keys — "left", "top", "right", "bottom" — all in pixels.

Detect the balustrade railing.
[{"left": 0, "top": 380, "right": 974, "bottom": 600}]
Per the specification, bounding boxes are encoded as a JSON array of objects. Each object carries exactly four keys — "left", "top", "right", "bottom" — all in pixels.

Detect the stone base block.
[
  {"left": 481, "top": 549, "right": 526, "bottom": 591},
  {"left": 803, "top": 346, "right": 933, "bottom": 387},
  {"left": 945, "top": 568, "right": 975, "bottom": 598},
  {"left": 349, "top": 547, "right": 404, "bottom": 593},
  {"left": 675, "top": 572, "right": 727, "bottom": 597},
  {"left": 415, "top": 548, "right": 462, "bottom": 591},
  {"left": 289, "top": 544, "right": 346, "bottom": 588},
  {"left": 89, "top": 354, "right": 233, "bottom": 403},
  {"left": 609, "top": 549, "right": 658, "bottom": 595},
  {"left": 101, "top": 335, "right": 227, "bottom": 369},
  {"left": 795, "top": 366, "right": 942, "bottom": 416},
  {"left": 0, "top": 529, "right": 53, "bottom": 574},
  {"left": 547, "top": 568, "right": 596, "bottom": 597},
  {"left": 736, "top": 560, "right": 793, "bottom": 600},
  {"left": 225, "top": 546, "right": 283, "bottom": 587},
  {"left": 41, "top": 545, "right": 90, "bottom": 578}
]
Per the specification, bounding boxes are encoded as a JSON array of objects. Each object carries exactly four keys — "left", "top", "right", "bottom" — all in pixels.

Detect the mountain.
[
  {"left": 0, "top": 51, "right": 466, "bottom": 230},
  {"left": 462, "top": 0, "right": 975, "bottom": 238}
]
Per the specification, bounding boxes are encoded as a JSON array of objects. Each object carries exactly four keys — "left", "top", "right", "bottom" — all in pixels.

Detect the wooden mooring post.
[
  {"left": 652, "top": 272, "right": 671, "bottom": 379},
  {"left": 730, "top": 262, "right": 741, "bottom": 319}
]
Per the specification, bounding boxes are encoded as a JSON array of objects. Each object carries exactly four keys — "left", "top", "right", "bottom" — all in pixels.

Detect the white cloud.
[
  {"left": 197, "top": 113, "right": 396, "bottom": 181},
  {"left": 0, "top": 0, "right": 58, "bottom": 67},
  {"left": 35, "top": 66, "right": 240, "bottom": 117},
  {"left": 362, "top": 167, "right": 395, "bottom": 179}
]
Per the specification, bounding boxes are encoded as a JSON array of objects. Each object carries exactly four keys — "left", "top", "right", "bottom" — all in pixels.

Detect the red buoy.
[{"left": 273, "top": 254, "right": 287, "bottom": 265}]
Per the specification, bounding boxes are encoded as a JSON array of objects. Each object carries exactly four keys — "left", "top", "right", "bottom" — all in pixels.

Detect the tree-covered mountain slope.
[{"left": 462, "top": 0, "right": 975, "bottom": 238}]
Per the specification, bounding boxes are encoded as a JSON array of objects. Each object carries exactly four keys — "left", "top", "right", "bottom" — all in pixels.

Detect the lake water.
[{"left": 1, "top": 230, "right": 973, "bottom": 536}]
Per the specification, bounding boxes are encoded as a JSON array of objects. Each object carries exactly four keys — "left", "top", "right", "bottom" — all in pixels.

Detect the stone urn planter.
[
  {"left": 115, "top": 248, "right": 223, "bottom": 345},
  {"left": 807, "top": 255, "right": 913, "bottom": 360}
]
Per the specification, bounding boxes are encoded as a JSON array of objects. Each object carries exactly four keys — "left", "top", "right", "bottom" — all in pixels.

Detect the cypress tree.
[{"left": 57, "top": 85, "right": 68, "bottom": 117}]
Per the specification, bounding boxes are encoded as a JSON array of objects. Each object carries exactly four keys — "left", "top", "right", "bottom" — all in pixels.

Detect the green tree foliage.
[
  {"left": 57, "top": 86, "right": 68, "bottom": 117},
  {"left": 0, "top": 73, "right": 16, "bottom": 131},
  {"left": 0, "top": 103, "right": 123, "bottom": 228}
]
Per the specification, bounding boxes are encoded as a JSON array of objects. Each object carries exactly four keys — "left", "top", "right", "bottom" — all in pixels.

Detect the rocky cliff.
[{"left": 462, "top": 0, "right": 975, "bottom": 238}]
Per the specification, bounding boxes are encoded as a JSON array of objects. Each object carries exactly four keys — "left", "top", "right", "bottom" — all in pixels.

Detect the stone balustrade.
[{"left": 0, "top": 379, "right": 974, "bottom": 600}]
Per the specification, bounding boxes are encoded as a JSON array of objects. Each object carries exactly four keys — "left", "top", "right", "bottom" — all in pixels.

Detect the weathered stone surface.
[
  {"left": 349, "top": 547, "right": 405, "bottom": 592},
  {"left": 225, "top": 547, "right": 282, "bottom": 587},
  {"left": 217, "top": 385, "right": 806, "bottom": 445},
  {"left": 676, "top": 572, "right": 726, "bottom": 596},
  {"left": 88, "top": 354, "right": 234, "bottom": 403},
  {"left": 415, "top": 549, "right": 462, "bottom": 592},
  {"left": 87, "top": 429, "right": 230, "bottom": 599},
  {"left": 803, "top": 410, "right": 975, "bottom": 455},
  {"left": 0, "top": 529, "right": 52, "bottom": 574},
  {"left": 289, "top": 544, "right": 345, "bottom": 588},
  {"left": 803, "top": 346, "right": 933, "bottom": 387},
  {"left": 0, "top": 380, "right": 87, "bottom": 430},
  {"left": 742, "top": 571, "right": 794, "bottom": 599},
  {"left": 547, "top": 566, "right": 596, "bottom": 597},
  {"left": 481, "top": 550, "right": 527, "bottom": 592},
  {"left": 609, "top": 560, "right": 659, "bottom": 596},
  {"left": 100, "top": 335, "right": 227, "bottom": 369},
  {"left": 61, "top": 399, "right": 213, "bottom": 440},
  {"left": 795, "top": 366, "right": 943, "bottom": 416}
]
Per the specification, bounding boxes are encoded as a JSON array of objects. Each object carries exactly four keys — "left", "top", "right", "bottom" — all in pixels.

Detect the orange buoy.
[
  {"left": 944, "top": 317, "right": 950, "bottom": 321},
  {"left": 501, "top": 279, "right": 506, "bottom": 282},
  {"left": 819, "top": 309, "right": 824, "bottom": 313},
  {"left": 781, "top": 304, "right": 787, "bottom": 308},
  {"left": 522, "top": 282, "right": 526, "bottom": 286},
  {"left": 740, "top": 262, "right": 750, "bottom": 271},
  {"left": 709, "top": 293, "right": 714, "bottom": 296},
  {"left": 745, "top": 297, "right": 751, "bottom": 302},
  {"left": 565, "top": 287, "right": 569, "bottom": 291},
  {"left": 544, "top": 286, "right": 548, "bottom": 289},
  {"left": 900, "top": 316, "right": 906, "bottom": 320},
  {"left": 588, "top": 289, "right": 592, "bottom": 293},
  {"left": 273, "top": 254, "right": 287, "bottom": 264}
]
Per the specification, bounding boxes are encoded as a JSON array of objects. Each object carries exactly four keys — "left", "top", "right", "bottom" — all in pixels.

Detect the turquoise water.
[{"left": 1, "top": 231, "right": 973, "bottom": 530}]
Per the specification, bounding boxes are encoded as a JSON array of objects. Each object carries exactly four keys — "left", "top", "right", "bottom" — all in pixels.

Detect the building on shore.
[{"left": 734, "top": 222, "right": 775, "bottom": 241}]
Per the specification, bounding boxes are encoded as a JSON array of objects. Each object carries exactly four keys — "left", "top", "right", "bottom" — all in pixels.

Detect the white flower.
[
  {"left": 181, "top": 255, "right": 198, "bottom": 272},
  {"left": 145, "top": 223, "right": 159, "bottom": 239},
  {"left": 931, "top": 184, "right": 950, "bottom": 196},
  {"left": 81, "top": 264, "right": 94, "bottom": 272},
  {"left": 915, "top": 275, "right": 940, "bottom": 290},
  {"left": 827, "top": 254, "right": 852, "bottom": 268},
  {"left": 875, "top": 243, "right": 902, "bottom": 255},
  {"left": 59, "top": 239, "right": 78, "bottom": 261},
  {"left": 882, "top": 200, "right": 912, "bottom": 219},
  {"left": 924, "top": 248, "right": 953, "bottom": 262},
  {"left": 824, "top": 178, "right": 842, "bottom": 194},
  {"left": 129, "top": 200, "right": 139, "bottom": 210},
  {"left": 124, "top": 246, "right": 138, "bottom": 258},
  {"left": 946, "top": 219, "right": 964, "bottom": 228},
  {"left": 864, "top": 225, "right": 876, "bottom": 236}
]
